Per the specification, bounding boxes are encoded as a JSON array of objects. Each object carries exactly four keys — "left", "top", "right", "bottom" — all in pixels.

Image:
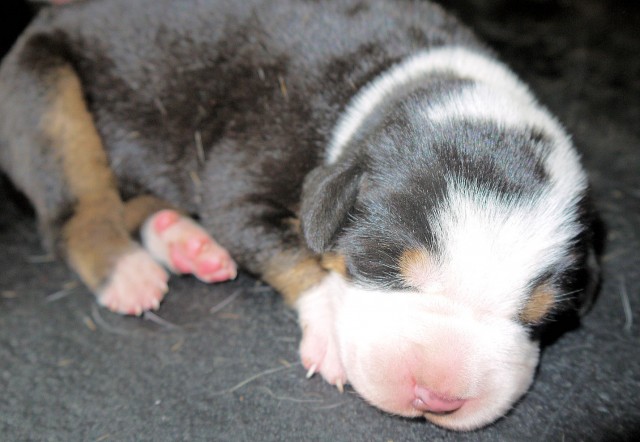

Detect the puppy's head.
[{"left": 300, "top": 98, "right": 596, "bottom": 430}]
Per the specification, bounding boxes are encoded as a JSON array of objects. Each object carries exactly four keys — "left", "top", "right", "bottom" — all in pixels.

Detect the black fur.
[{"left": 0, "top": 0, "right": 595, "bottom": 321}]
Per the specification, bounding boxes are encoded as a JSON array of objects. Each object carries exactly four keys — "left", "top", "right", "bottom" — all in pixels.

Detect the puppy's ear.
[
  {"left": 300, "top": 156, "right": 363, "bottom": 253},
  {"left": 576, "top": 243, "right": 600, "bottom": 316}
]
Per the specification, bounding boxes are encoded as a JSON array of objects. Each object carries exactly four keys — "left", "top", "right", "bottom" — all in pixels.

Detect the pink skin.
[
  {"left": 296, "top": 275, "right": 539, "bottom": 430},
  {"left": 296, "top": 276, "right": 348, "bottom": 390},
  {"left": 338, "top": 320, "right": 480, "bottom": 420},
  {"left": 144, "top": 210, "right": 237, "bottom": 283},
  {"left": 341, "top": 343, "right": 473, "bottom": 418},
  {"left": 98, "top": 210, "right": 236, "bottom": 316},
  {"left": 300, "top": 318, "right": 471, "bottom": 413},
  {"left": 300, "top": 323, "right": 347, "bottom": 390},
  {"left": 98, "top": 248, "right": 169, "bottom": 316},
  {"left": 297, "top": 277, "right": 480, "bottom": 424}
]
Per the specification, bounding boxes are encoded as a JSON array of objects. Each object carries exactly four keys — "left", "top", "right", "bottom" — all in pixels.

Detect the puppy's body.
[{"left": 0, "top": 0, "right": 596, "bottom": 430}]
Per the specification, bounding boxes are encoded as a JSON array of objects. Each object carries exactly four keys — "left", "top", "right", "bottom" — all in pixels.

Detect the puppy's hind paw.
[
  {"left": 141, "top": 210, "right": 237, "bottom": 283},
  {"left": 98, "top": 248, "right": 169, "bottom": 316}
]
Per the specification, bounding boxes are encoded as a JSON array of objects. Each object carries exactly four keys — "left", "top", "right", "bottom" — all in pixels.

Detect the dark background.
[{"left": 1, "top": 1, "right": 639, "bottom": 440}]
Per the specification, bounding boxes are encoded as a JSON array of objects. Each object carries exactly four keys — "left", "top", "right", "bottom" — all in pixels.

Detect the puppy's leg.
[
  {"left": 125, "top": 195, "right": 237, "bottom": 283},
  {"left": 248, "top": 233, "right": 348, "bottom": 388},
  {"left": 44, "top": 68, "right": 173, "bottom": 315},
  {"left": 201, "top": 158, "right": 346, "bottom": 387},
  {"left": 205, "top": 195, "right": 327, "bottom": 305},
  {"left": 0, "top": 37, "right": 167, "bottom": 315}
]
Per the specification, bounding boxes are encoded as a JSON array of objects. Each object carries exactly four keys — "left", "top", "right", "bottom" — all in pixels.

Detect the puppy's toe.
[
  {"left": 296, "top": 273, "right": 348, "bottom": 389},
  {"left": 300, "top": 325, "right": 347, "bottom": 389},
  {"left": 141, "top": 209, "right": 237, "bottom": 282},
  {"left": 98, "top": 248, "right": 169, "bottom": 316}
]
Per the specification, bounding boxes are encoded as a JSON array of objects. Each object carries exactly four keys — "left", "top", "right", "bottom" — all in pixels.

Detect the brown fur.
[
  {"left": 398, "top": 248, "right": 434, "bottom": 288},
  {"left": 261, "top": 251, "right": 327, "bottom": 305},
  {"left": 520, "top": 284, "right": 555, "bottom": 324},
  {"left": 123, "top": 195, "right": 178, "bottom": 234},
  {"left": 321, "top": 252, "right": 348, "bottom": 278},
  {"left": 43, "top": 66, "right": 133, "bottom": 290}
]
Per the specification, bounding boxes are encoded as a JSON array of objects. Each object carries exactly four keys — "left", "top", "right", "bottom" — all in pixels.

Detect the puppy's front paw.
[
  {"left": 98, "top": 248, "right": 169, "bottom": 316},
  {"left": 300, "top": 322, "right": 347, "bottom": 392},
  {"left": 142, "top": 210, "right": 237, "bottom": 283},
  {"left": 296, "top": 273, "right": 347, "bottom": 391}
]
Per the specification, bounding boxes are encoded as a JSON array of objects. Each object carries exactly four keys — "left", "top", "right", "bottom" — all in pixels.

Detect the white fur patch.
[
  {"left": 327, "top": 46, "right": 586, "bottom": 188},
  {"left": 327, "top": 46, "right": 535, "bottom": 163},
  {"left": 296, "top": 272, "right": 347, "bottom": 387},
  {"left": 428, "top": 182, "right": 583, "bottom": 319},
  {"left": 296, "top": 271, "right": 539, "bottom": 430},
  {"left": 98, "top": 248, "right": 169, "bottom": 315}
]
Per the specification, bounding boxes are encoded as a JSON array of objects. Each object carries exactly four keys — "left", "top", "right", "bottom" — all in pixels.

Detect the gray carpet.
[{"left": 1, "top": 1, "right": 639, "bottom": 440}]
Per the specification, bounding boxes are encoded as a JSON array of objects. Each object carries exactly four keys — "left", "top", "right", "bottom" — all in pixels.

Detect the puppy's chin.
[{"left": 333, "top": 283, "right": 540, "bottom": 431}]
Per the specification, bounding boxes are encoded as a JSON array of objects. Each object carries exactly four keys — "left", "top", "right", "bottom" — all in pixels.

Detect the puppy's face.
[
  {"left": 333, "top": 281, "right": 540, "bottom": 430},
  {"left": 300, "top": 109, "right": 595, "bottom": 430}
]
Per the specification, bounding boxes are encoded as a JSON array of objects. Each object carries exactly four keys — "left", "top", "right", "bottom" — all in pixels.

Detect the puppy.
[{"left": 0, "top": 0, "right": 597, "bottom": 430}]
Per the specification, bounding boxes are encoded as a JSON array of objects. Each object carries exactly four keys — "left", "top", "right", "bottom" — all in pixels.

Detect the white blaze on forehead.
[
  {"left": 422, "top": 79, "right": 588, "bottom": 316},
  {"left": 428, "top": 181, "right": 584, "bottom": 318}
]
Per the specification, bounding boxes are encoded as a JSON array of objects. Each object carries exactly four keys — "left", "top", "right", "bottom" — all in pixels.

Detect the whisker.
[
  {"left": 619, "top": 276, "right": 633, "bottom": 332},
  {"left": 210, "top": 363, "right": 295, "bottom": 396}
]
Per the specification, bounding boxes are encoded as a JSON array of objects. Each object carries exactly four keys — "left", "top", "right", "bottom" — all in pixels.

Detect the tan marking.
[
  {"left": 321, "top": 252, "right": 348, "bottom": 277},
  {"left": 262, "top": 251, "right": 327, "bottom": 305},
  {"left": 44, "top": 67, "right": 119, "bottom": 202},
  {"left": 283, "top": 217, "right": 301, "bottom": 234},
  {"left": 278, "top": 75, "right": 288, "bottom": 100},
  {"left": 43, "top": 66, "right": 132, "bottom": 290},
  {"left": 520, "top": 283, "right": 556, "bottom": 324},
  {"left": 398, "top": 248, "right": 435, "bottom": 288},
  {"left": 123, "top": 195, "right": 179, "bottom": 234},
  {"left": 61, "top": 199, "right": 132, "bottom": 290}
]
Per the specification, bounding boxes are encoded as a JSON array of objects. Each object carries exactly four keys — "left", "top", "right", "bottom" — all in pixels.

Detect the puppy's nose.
[{"left": 413, "top": 385, "right": 466, "bottom": 414}]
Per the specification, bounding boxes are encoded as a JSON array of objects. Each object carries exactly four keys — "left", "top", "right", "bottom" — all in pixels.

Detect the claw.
[
  {"left": 97, "top": 248, "right": 169, "bottom": 316},
  {"left": 157, "top": 280, "right": 169, "bottom": 292},
  {"left": 306, "top": 364, "right": 317, "bottom": 379},
  {"left": 335, "top": 379, "right": 344, "bottom": 394}
]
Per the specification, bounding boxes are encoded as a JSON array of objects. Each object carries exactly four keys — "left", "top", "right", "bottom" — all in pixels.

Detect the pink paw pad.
[
  {"left": 142, "top": 210, "right": 237, "bottom": 283},
  {"left": 152, "top": 209, "right": 180, "bottom": 233},
  {"left": 98, "top": 248, "right": 169, "bottom": 316}
]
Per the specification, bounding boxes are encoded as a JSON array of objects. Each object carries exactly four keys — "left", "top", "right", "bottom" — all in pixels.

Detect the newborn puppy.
[{"left": 0, "top": 0, "right": 597, "bottom": 430}]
